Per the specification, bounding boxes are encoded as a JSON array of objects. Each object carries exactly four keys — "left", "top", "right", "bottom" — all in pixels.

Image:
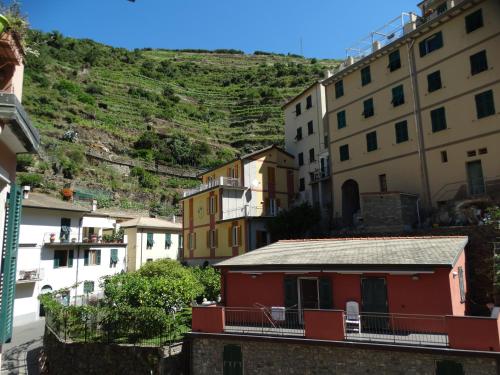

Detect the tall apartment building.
[
  {"left": 283, "top": 81, "right": 332, "bottom": 222},
  {"left": 324, "top": 0, "right": 500, "bottom": 226},
  {"left": 181, "top": 145, "right": 296, "bottom": 264}
]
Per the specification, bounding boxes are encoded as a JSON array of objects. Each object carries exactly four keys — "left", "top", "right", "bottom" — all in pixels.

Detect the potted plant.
[
  {"left": 49, "top": 233, "right": 56, "bottom": 243},
  {"left": 90, "top": 234, "right": 98, "bottom": 243},
  {"left": 0, "top": 15, "right": 10, "bottom": 35}
]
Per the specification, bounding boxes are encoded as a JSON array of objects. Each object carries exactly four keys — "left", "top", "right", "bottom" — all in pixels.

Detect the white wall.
[{"left": 130, "top": 229, "right": 181, "bottom": 270}]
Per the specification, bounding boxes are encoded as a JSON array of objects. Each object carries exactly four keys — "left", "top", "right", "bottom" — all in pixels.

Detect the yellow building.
[
  {"left": 181, "top": 146, "right": 296, "bottom": 263},
  {"left": 324, "top": 0, "right": 500, "bottom": 226}
]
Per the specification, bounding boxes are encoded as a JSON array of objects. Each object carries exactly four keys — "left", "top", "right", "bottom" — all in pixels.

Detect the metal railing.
[
  {"left": 224, "top": 306, "right": 304, "bottom": 337},
  {"left": 183, "top": 176, "right": 244, "bottom": 198},
  {"left": 345, "top": 312, "right": 448, "bottom": 347}
]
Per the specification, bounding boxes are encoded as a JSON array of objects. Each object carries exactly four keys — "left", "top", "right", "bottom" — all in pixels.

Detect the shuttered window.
[
  {"left": 337, "top": 110, "right": 346, "bottom": 129},
  {"left": 165, "top": 233, "right": 172, "bottom": 249},
  {"left": 470, "top": 50, "right": 488, "bottom": 75},
  {"left": 361, "top": 66, "right": 371, "bottom": 86},
  {"left": 54, "top": 250, "right": 73, "bottom": 268},
  {"left": 363, "top": 98, "right": 374, "bottom": 118},
  {"left": 0, "top": 184, "right": 23, "bottom": 343},
  {"left": 110, "top": 248, "right": 118, "bottom": 267},
  {"left": 83, "top": 281, "right": 95, "bottom": 294},
  {"left": 366, "top": 131, "right": 378, "bottom": 152},
  {"left": 395, "top": 121, "right": 409, "bottom": 143},
  {"left": 419, "top": 31, "right": 443, "bottom": 57},
  {"left": 306, "top": 95, "right": 312, "bottom": 109},
  {"left": 319, "top": 278, "right": 333, "bottom": 309},
  {"left": 339, "top": 144, "right": 349, "bottom": 162},
  {"left": 335, "top": 80, "right": 344, "bottom": 98},
  {"left": 465, "top": 9, "right": 483, "bottom": 34},
  {"left": 391, "top": 85, "right": 405, "bottom": 107},
  {"left": 431, "top": 107, "right": 447, "bottom": 132},
  {"left": 475, "top": 90, "right": 495, "bottom": 119},
  {"left": 84, "top": 250, "right": 101, "bottom": 266},
  {"left": 146, "top": 232, "right": 154, "bottom": 249},
  {"left": 298, "top": 152, "right": 304, "bottom": 166},
  {"left": 388, "top": 50, "right": 401, "bottom": 71},
  {"left": 427, "top": 71, "right": 442, "bottom": 92}
]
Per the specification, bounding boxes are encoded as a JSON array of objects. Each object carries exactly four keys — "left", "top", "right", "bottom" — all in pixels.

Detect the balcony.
[
  {"left": 183, "top": 177, "right": 245, "bottom": 198},
  {"left": 16, "top": 269, "right": 42, "bottom": 284},
  {"left": 221, "top": 205, "right": 280, "bottom": 220},
  {"left": 0, "top": 92, "right": 40, "bottom": 153},
  {"left": 192, "top": 306, "right": 500, "bottom": 352},
  {"left": 310, "top": 168, "right": 331, "bottom": 184}
]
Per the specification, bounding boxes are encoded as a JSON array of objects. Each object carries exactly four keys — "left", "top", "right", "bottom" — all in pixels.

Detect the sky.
[{"left": 17, "top": 0, "right": 420, "bottom": 59}]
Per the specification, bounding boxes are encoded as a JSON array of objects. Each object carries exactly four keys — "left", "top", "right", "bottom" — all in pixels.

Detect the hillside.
[{"left": 19, "top": 30, "right": 339, "bottom": 215}]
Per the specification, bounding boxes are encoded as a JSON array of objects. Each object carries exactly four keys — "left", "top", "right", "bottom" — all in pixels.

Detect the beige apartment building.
[
  {"left": 283, "top": 81, "right": 332, "bottom": 221},
  {"left": 324, "top": 0, "right": 500, "bottom": 226}
]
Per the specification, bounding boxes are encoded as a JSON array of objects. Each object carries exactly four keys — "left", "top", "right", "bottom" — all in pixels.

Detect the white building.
[
  {"left": 283, "top": 80, "right": 333, "bottom": 224},
  {"left": 14, "top": 193, "right": 127, "bottom": 326},
  {"left": 121, "top": 217, "right": 182, "bottom": 271}
]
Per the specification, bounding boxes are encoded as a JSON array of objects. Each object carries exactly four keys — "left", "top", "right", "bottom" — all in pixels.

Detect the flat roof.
[
  {"left": 23, "top": 193, "right": 90, "bottom": 213},
  {"left": 215, "top": 236, "right": 468, "bottom": 270}
]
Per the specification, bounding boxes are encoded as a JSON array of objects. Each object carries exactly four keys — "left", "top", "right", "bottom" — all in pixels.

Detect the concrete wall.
[{"left": 190, "top": 335, "right": 498, "bottom": 375}]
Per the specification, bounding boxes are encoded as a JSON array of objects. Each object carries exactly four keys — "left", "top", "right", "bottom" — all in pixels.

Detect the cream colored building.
[
  {"left": 283, "top": 81, "right": 332, "bottom": 222},
  {"left": 121, "top": 217, "right": 182, "bottom": 271},
  {"left": 324, "top": 0, "right": 500, "bottom": 226}
]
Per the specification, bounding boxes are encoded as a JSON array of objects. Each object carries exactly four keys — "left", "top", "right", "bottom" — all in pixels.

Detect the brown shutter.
[
  {"left": 214, "top": 195, "right": 218, "bottom": 213},
  {"left": 237, "top": 226, "right": 242, "bottom": 246},
  {"left": 206, "top": 230, "right": 210, "bottom": 248},
  {"left": 235, "top": 164, "right": 239, "bottom": 178},
  {"left": 264, "top": 198, "right": 269, "bottom": 215},
  {"left": 207, "top": 197, "right": 210, "bottom": 213},
  {"left": 228, "top": 227, "right": 232, "bottom": 246},
  {"left": 215, "top": 229, "right": 219, "bottom": 247},
  {"left": 194, "top": 233, "right": 197, "bottom": 249},
  {"left": 227, "top": 167, "right": 231, "bottom": 177}
]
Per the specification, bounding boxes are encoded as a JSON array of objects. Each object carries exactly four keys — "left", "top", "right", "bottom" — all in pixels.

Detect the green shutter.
[
  {"left": 319, "top": 278, "right": 333, "bottom": 309},
  {"left": 165, "top": 233, "right": 172, "bottom": 249},
  {"left": 53, "top": 254, "right": 60, "bottom": 268},
  {"left": 110, "top": 248, "right": 118, "bottom": 263},
  {"left": 0, "top": 184, "right": 23, "bottom": 343},
  {"left": 223, "top": 344, "right": 242, "bottom": 375},
  {"left": 284, "top": 277, "right": 298, "bottom": 308},
  {"left": 68, "top": 250, "right": 74, "bottom": 268},
  {"left": 96, "top": 250, "right": 101, "bottom": 265},
  {"left": 84, "top": 250, "right": 89, "bottom": 266},
  {"left": 147, "top": 232, "right": 154, "bottom": 248}
]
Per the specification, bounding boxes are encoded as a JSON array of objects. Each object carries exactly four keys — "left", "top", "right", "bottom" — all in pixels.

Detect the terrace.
[
  {"left": 182, "top": 176, "right": 245, "bottom": 198},
  {"left": 192, "top": 305, "right": 500, "bottom": 352}
]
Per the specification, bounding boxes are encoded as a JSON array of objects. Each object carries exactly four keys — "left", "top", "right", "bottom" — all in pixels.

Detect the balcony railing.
[
  {"left": 310, "top": 168, "right": 331, "bottom": 184},
  {"left": 17, "top": 269, "right": 42, "bottom": 283},
  {"left": 222, "top": 205, "right": 279, "bottom": 220},
  {"left": 183, "top": 176, "right": 244, "bottom": 198}
]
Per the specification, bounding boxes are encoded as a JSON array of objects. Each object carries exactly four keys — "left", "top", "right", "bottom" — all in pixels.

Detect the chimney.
[
  {"left": 372, "top": 40, "right": 381, "bottom": 52},
  {"left": 91, "top": 199, "right": 97, "bottom": 212},
  {"left": 345, "top": 56, "right": 355, "bottom": 67},
  {"left": 22, "top": 185, "right": 30, "bottom": 199}
]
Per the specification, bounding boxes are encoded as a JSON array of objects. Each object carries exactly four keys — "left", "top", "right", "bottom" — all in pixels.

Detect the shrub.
[
  {"left": 191, "top": 266, "right": 221, "bottom": 301},
  {"left": 16, "top": 154, "right": 34, "bottom": 172},
  {"left": 85, "top": 83, "right": 104, "bottom": 95},
  {"left": 17, "top": 173, "right": 43, "bottom": 188}
]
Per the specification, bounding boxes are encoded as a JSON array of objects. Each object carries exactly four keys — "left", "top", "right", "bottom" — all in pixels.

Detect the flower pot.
[
  {"left": 0, "top": 15, "right": 10, "bottom": 35},
  {"left": 49, "top": 233, "right": 56, "bottom": 243},
  {"left": 90, "top": 234, "right": 98, "bottom": 243}
]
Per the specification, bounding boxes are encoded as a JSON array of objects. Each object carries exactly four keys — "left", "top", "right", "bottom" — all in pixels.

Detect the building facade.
[
  {"left": 14, "top": 194, "right": 126, "bottom": 326},
  {"left": 324, "top": 0, "right": 500, "bottom": 226},
  {"left": 181, "top": 146, "right": 296, "bottom": 264},
  {"left": 283, "top": 81, "right": 332, "bottom": 222},
  {"left": 121, "top": 217, "right": 182, "bottom": 271},
  {"left": 0, "top": 28, "right": 40, "bottom": 346}
]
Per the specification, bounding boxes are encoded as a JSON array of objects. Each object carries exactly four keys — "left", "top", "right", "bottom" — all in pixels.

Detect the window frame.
[
  {"left": 299, "top": 178, "right": 305, "bottom": 192},
  {"left": 395, "top": 120, "right": 409, "bottom": 144},
  {"left": 366, "top": 131, "right": 378, "bottom": 152},
  {"left": 309, "top": 148, "right": 315, "bottom": 163},
  {"left": 458, "top": 266, "right": 466, "bottom": 303},
  {"left": 419, "top": 31, "right": 443, "bottom": 57},
  {"left": 363, "top": 98, "right": 374, "bottom": 118},
  {"left": 53, "top": 250, "right": 73, "bottom": 269},
  {"left": 391, "top": 85, "right": 405, "bottom": 107},
  {"left": 298, "top": 152, "right": 304, "bottom": 166},
  {"left": 475, "top": 90, "right": 495, "bottom": 119},
  {"left": 470, "top": 50, "right": 488, "bottom": 76},
  {"left": 388, "top": 50, "right": 401, "bottom": 72},
  {"left": 427, "top": 70, "right": 442, "bottom": 93},
  {"left": 231, "top": 225, "right": 240, "bottom": 246},
  {"left": 335, "top": 80, "right": 344, "bottom": 98},
  {"left": 296, "top": 127, "right": 302, "bottom": 141},
  {"left": 360, "top": 66, "right": 371, "bottom": 86},
  {"left": 84, "top": 249, "right": 101, "bottom": 266},
  {"left": 431, "top": 107, "right": 447, "bottom": 133},
  {"left": 337, "top": 110, "right": 346, "bottom": 129},
  {"left": 306, "top": 95, "right": 313, "bottom": 109},
  {"left": 307, "top": 121, "right": 314, "bottom": 135},
  {"left": 465, "top": 9, "right": 483, "bottom": 34},
  {"left": 295, "top": 103, "right": 301, "bottom": 116},
  {"left": 339, "top": 144, "right": 349, "bottom": 162}
]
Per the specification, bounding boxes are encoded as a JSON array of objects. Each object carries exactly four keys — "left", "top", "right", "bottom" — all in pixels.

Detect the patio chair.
[{"left": 345, "top": 301, "right": 361, "bottom": 333}]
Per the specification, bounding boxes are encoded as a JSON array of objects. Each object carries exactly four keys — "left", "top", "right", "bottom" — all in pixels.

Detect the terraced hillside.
[{"left": 19, "top": 30, "right": 339, "bottom": 214}]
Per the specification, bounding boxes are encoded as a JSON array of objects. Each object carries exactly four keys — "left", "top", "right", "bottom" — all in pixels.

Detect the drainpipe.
[
  {"left": 74, "top": 245, "right": 80, "bottom": 306},
  {"left": 406, "top": 39, "right": 432, "bottom": 212},
  {"left": 140, "top": 229, "right": 143, "bottom": 269}
]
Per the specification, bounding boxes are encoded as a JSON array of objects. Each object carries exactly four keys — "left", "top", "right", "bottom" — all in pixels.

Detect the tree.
[
  {"left": 192, "top": 266, "right": 221, "bottom": 301},
  {"left": 266, "top": 202, "right": 321, "bottom": 241}
]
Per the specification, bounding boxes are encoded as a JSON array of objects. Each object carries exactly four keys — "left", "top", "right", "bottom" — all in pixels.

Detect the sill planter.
[{"left": 0, "top": 15, "right": 10, "bottom": 35}]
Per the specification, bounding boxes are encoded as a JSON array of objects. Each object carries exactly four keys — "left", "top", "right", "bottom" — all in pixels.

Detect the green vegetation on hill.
[{"left": 21, "top": 30, "right": 339, "bottom": 212}]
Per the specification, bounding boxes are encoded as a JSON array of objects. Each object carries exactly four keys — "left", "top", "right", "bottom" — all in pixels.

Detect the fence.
[
  {"left": 345, "top": 312, "right": 449, "bottom": 347},
  {"left": 224, "top": 307, "right": 304, "bottom": 337},
  {"left": 45, "top": 311, "right": 190, "bottom": 348}
]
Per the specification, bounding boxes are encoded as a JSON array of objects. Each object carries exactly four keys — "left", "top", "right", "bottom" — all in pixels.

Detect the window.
[
  {"left": 209, "top": 195, "right": 217, "bottom": 215},
  {"left": 339, "top": 144, "right": 349, "bottom": 162},
  {"left": 467, "top": 150, "right": 476, "bottom": 157},
  {"left": 475, "top": 90, "right": 495, "bottom": 119},
  {"left": 465, "top": 9, "right": 483, "bottom": 33},
  {"left": 419, "top": 31, "right": 443, "bottom": 57},
  {"left": 335, "top": 80, "right": 344, "bottom": 98},
  {"left": 299, "top": 178, "right": 305, "bottom": 192},
  {"left": 441, "top": 150, "right": 448, "bottom": 163},
  {"left": 307, "top": 121, "right": 314, "bottom": 135},
  {"left": 208, "top": 229, "right": 217, "bottom": 248},
  {"left": 60, "top": 218, "right": 71, "bottom": 242},
  {"left": 84, "top": 250, "right": 101, "bottom": 266},
  {"left": 306, "top": 95, "right": 312, "bottom": 109},
  {"left": 231, "top": 225, "right": 241, "bottom": 246},
  {"left": 188, "top": 232, "right": 196, "bottom": 250},
  {"left": 361, "top": 66, "right": 371, "bottom": 86},
  {"left": 458, "top": 266, "right": 466, "bottom": 303},
  {"left": 179, "top": 234, "right": 184, "bottom": 250},
  {"left": 436, "top": 360, "right": 464, "bottom": 375},
  {"left": 379, "top": 174, "right": 387, "bottom": 192},
  {"left": 110, "top": 248, "right": 118, "bottom": 267},
  {"left": 146, "top": 258, "right": 153, "bottom": 263},
  {"left": 395, "top": 120, "right": 409, "bottom": 143},
  {"left": 363, "top": 98, "right": 374, "bottom": 118},
  {"left": 391, "top": 85, "right": 405, "bottom": 107},
  {"left": 53, "top": 250, "right": 73, "bottom": 268},
  {"left": 478, "top": 148, "right": 488, "bottom": 155},
  {"left": 295, "top": 103, "right": 301, "bottom": 116},
  {"left": 436, "top": 2, "right": 447, "bottom": 15},
  {"left": 470, "top": 50, "right": 488, "bottom": 75},
  {"left": 366, "top": 131, "right": 378, "bottom": 152},
  {"left": 146, "top": 232, "right": 154, "bottom": 249},
  {"left": 83, "top": 281, "right": 94, "bottom": 294},
  {"left": 431, "top": 107, "right": 447, "bottom": 132},
  {"left": 298, "top": 152, "right": 304, "bottom": 166},
  {"left": 165, "top": 233, "right": 172, "bottom": 249},
  {"left": 337, "top": 110, "right": 346, "bottom": 129},
  {"left": 427, "top": 71, "right": 442, "bottom": 92},
  {"left": 296, "top": 127, "right": 302, "bottom": 141},
  {"left": 324, "top": 135, "right": 329, "bottom": 149},
  {"left": 309, "top": 148, "right": 315, "bottom": 163},
  {"left": 268, "top": 198, "right": 278, "bottom": 217},
  {"left": 388, "top": 50, "right": 401, "bottom": 71}
]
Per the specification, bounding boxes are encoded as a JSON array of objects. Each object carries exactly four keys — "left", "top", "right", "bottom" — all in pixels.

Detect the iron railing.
[
  {"left": 345, "top": 312, "right": 448, "bottom": 347},
  {"left": 224, "top": 306, "right": 304, "bottom": 337}
]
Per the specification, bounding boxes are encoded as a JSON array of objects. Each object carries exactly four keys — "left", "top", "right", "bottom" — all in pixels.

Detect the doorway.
[
  {"left": 298, "top": 278, "right": 319, "bottom": 310},
  {"left": 361, "top": 277, "right": 388, "bottom": 330},
  {"left": 39, "top": 285, "right": 53, "bottom": 317},
  {"left": 466, "top": 160, "right": 485, "bottom": 196},
  {"left": 342, "top": 179, "right": 360, "bottom": 226}
]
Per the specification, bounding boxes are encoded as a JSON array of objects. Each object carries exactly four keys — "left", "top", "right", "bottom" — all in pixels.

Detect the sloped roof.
[
  {"left": 215, "top": 237, "right": 468, "bottom": 270},
  {"left": 119, "top": 217, "right": 182, "bottom": 230},
  {"left": 22, "top": 193, "right": 90, "bottom": 213}
]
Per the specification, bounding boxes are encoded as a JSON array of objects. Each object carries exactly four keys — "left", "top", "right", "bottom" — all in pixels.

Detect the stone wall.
[
  {"left": 44, "top": 328, "right": 185, "bottom": 375},
  {"left": 189, "top": 334, "right": 499, "bottom": 375}
]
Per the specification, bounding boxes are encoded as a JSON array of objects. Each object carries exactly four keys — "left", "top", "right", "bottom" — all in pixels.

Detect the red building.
[{"left": 191, "top": 236, "right": 500, "bottom": 357}]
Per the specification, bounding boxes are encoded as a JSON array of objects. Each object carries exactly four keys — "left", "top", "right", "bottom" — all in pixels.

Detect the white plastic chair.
[{"left": 345, "top": 301, "right": 361, "bottom": 333}]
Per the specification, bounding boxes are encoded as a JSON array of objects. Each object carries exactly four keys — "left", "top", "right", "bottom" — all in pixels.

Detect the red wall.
[
  {"left": 225, "top": 272, "right": 284, "bottom": 307},
  {"left": 449, "top": 250, "right": 467, "bottom": 316},
  {"left": 447, "top": 315, "right": 500, "bottom": 351}
]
